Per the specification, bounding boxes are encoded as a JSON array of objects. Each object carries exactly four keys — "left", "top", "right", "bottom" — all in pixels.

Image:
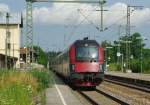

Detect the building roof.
[{"left": 20, "top": 48, "right": 28, "bottom": 54}]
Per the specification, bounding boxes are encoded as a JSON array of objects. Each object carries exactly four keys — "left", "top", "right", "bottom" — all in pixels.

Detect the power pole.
[
  {"left": 5, "top": 13, "right": 11, "bottom": 69},
  {"left": 13, "top": 43, "right": 15, "bottom": 68},
  {"left": 99, "top": 0, "right": 106, "bottom": 31},
  {"left": 125, "top": 5, "right": 130, "bottom": 71},
  {"left": 117, "top": 25, "right": 121, "bottom": 65},
  {"left": 26, "top": 0, "right": 33, "bottom": 69},
  {"left": 125, "top": 5, "right": 143, "bottom": 72}
]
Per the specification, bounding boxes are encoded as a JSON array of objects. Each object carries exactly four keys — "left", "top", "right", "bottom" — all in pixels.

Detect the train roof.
[{"left": 74, "top": 39, "right": 100, "bottom": 47}]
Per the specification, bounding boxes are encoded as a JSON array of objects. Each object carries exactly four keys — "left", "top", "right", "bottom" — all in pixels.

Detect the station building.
[{"left": 0, "top": 14, "right": 22, "bottom": 68}]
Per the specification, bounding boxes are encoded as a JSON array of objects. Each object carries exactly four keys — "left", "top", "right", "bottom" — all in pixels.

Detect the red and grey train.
[{"left": 51, "top": 38, "right": 105, "bottom": 87}]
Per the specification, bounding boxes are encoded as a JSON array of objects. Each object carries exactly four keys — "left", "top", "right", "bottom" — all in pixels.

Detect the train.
[{"left": 51, "top": 38, "right": 105, "bottom": 88}]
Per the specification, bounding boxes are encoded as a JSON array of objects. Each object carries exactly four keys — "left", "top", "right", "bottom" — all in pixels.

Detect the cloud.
[
  {"left": 0, "top": 3, "right": 21, "bottom": 24},
  {"left": 104, "top": 2, "right": 150, "bottom": 26},
  {"left": 0, "top": 3, "right": 9, "bottom": 14},
  {"left": 33, "top": 2, "right": 150, "bottom": 27},
  {"left": 33, "top": 3, "right": 98, "bottom": 25}
]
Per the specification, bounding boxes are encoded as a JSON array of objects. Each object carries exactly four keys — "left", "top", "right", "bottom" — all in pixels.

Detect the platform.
[
  {"left": 105, "top": 71, "right": 150, "bottom": 82},
  {"left": 46, "top": 72, "right": 83, "bottom": 105}
]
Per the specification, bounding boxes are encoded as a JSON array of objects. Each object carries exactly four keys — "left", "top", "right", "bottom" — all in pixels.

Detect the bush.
[
  {"left": 107, "top": 63, "right": 121, "bottom": 71},
  {"left": 130, "top": 59, "right": 150, "bottom": 73},
  {"left": 130, "top": 59, "right": 140, "bottom": 73},
  {"left": 143, "top": 59, "right": 150, "bottom": 73},
  {"left": 30, "top": 70, "right": 52, "bottom": 91}
]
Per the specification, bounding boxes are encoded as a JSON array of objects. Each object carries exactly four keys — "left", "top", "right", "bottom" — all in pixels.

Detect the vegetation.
[
  {"left": 102, "top": 32, "right": 150, "bottom": 73},
  {"left": 34, "top": 46, "right": 48, "bottom": 67},
  {"left": 30, "top": 69, "right": 52, "bottom": 91},
  {"left": 0, "top": 69, "right": 52, "bottom": 105}
]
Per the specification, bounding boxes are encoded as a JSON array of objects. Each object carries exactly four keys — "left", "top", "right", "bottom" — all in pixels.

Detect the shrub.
[
  {"left": 30, "top": 70, "right": 52, "bottom": 91},
  {"left": 107, "top": 63, "right": 121, "bottom": 71}
]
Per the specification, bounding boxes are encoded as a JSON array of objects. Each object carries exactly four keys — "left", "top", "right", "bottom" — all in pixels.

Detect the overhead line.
[
  {"left": 66, "top": 7, "right": 97, "bottom": 44},
  {"left": 31, "top": 0, "right": 100, "bottom": 3}
]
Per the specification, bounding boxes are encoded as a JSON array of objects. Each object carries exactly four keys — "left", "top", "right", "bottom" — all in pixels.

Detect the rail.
[
  {"left": 76, "top": 89, "right": 129, "bottom": 105},
  {"left": 104, "top": 74, "right": 150, "bottom": 93}
]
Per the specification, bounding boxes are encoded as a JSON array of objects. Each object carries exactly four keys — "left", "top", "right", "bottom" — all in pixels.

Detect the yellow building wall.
[{"left": 0, "top": 24, "right": 20, "bottom": 68}]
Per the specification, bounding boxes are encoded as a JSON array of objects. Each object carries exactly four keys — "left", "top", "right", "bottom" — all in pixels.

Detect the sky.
[{"left": 0, "top": 0, "right": 150, "bottom": 51}]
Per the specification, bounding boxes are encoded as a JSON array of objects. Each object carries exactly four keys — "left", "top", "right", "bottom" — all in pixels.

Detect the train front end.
[{"left": 69, "top": 39, "right": 104, "bottom": 87}]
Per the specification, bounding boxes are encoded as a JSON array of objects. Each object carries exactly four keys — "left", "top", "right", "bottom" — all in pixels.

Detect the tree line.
[{"left": 101, "top": 32, "right": 150, "bottom": 73}]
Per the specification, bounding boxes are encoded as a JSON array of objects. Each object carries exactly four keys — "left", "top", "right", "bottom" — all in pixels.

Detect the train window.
[{"left": 76, "top": 46, "right": 98, "bottom": 61}]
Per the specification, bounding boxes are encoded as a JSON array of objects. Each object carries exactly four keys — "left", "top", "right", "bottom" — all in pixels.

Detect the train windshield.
[{"left": 76, "top": 46, "right": 98, "bottom": 61}]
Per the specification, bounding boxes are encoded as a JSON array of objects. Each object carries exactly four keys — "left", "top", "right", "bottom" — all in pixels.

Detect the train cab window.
[{"left": 76, "top": 46, "right": 98, "bottom": 61}]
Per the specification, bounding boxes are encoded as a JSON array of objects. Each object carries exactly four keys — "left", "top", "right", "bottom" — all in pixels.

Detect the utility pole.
[
  {"left": 117, "top": 25, "right": 121, "bottom": 65},
  {"left": 26, "top": 0, "right": 33, "bottom": 69},
  {"left": 125, "top": 5, "right": 130, "bottom": 71},
  {"left": 125, "top": 5, "right": 143, "bottom": 72},
  {"left": 5, "top": 13, "right": 11, "bottom": 69},
  {"left": 13, "top": 43, "right": 15, "bottom": 69},
  {"left": 99, "top": 0, "right": 106, "bottom": 31}
]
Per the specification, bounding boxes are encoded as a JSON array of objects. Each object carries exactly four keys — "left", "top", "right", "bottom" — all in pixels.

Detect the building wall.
[{"left": 0, "top": 24, "right": 20, "bottom": 68}]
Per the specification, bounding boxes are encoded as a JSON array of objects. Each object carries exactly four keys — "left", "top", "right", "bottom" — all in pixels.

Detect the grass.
[
  {"left": 30, "top": 69, "right": 52, "bottom": 91},
  {"left": 0, "top": 84, "right": 33, "bottom": 105},
  {"left": 0, "top": 69, "right": 52, "bottom": 105},
  {"left": 40, "top": 91, "right": 46, "bottom": 105}
]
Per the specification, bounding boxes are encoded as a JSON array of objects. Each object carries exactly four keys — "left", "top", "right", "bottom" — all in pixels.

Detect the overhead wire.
[
  {"left": 65, "top": 5, "right": 99, "bottom": 45},
  {"left": 78, "top": 9, "right": 101, "bottom": 31},
  {"left": 103, "top": 8, "right": 135, "bottom": 31}
]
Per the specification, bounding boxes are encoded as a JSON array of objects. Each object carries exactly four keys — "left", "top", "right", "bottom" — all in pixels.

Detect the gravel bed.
[{"left": 98, "top": 81, "right": 150, "bottom": 105}]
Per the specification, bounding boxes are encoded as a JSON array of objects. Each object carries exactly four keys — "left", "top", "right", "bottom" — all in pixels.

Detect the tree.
[
  {"left": 130, "top": 32, "right": 144, "bottom": 59},
  {"left": 34, "top": 46, "right": 47, "bottom": 66},
  {"left": 106, "top": 32, "right": 150, "bottom": 73},
  {"left": 101, "top": 40, "right": 115, "bottom": 63},
  {"left": 113, "top": 32, "right": 144, "bottom": 60}
]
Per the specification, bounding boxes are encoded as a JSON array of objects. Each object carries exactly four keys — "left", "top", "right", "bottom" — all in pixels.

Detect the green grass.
[
  {"left": 0, "top": 84, "right": 32, "bottom": 105},
  {"left": 40, "top": 91, "right": 46, "bottom": 105},
  {"left": 0, "top": 69, "right": 52, "bottom": 105},
  {"left": 30, "top": 70, "right": 52, "bottom": 91}
]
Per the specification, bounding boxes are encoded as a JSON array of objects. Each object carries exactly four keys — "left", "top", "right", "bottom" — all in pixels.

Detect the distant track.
[{"left": 104, "top": 75, "right": 150, "bottom": 93}]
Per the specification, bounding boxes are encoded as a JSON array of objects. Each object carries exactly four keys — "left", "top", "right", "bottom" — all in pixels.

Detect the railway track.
[
  {"left": 75, "top": 88, "right": 129, "bottom": 105},
  {"left": 55, "top": 72, "right": 149, "bottom": 105},
  {"left": 104, "top": 76, "right": 150, "bottom": 93},
  {"left": 99, "top": 81, "right": 150, "bottom": 105},
  {"left": 55, "top": 72, "right": 131, "bottom": 105}
]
